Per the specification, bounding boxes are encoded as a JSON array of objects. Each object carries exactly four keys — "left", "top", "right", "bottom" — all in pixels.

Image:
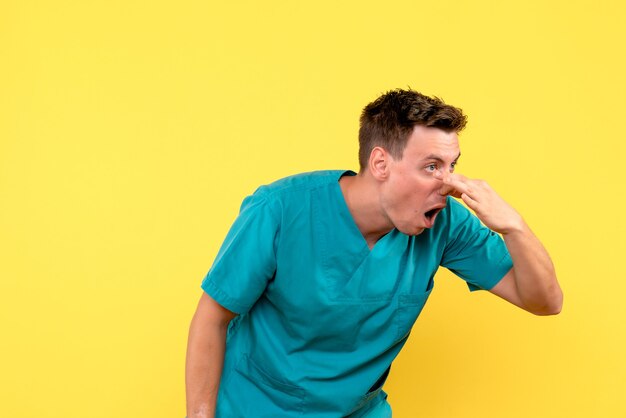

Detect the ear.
[{"left": 368, "top": 146, "right": 390, "bottom": 180}]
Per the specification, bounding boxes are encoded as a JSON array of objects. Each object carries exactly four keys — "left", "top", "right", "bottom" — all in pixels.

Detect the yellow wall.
[{"left": 1, "top": 1, "right": 624, "bottom": 417}]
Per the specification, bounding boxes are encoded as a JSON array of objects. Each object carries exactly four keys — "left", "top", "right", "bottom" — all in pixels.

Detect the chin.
[{"left": 399, "top": 225, "right": 425, "bottom": 236}]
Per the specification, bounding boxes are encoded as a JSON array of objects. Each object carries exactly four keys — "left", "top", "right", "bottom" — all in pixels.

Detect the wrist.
[{"left": 500, "top": 214, "right": 526, "bottom": 236}]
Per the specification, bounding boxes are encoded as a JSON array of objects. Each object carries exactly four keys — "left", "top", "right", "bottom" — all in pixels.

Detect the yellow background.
[{"left": 1, "top": 1, "right": 624, "bottom": 417}]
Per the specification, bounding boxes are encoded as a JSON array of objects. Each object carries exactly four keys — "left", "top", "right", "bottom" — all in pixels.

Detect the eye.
[
  {"left": 426, "top": 164, "right": 437, "bottom": 172},
  {"left": 451, "top": 161, "right": 457, "bottom": 172}
]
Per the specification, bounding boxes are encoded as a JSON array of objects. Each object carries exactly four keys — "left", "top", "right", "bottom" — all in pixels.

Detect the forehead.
[{"left": 403, "top": 125, "right": 460, "bottom": 161}]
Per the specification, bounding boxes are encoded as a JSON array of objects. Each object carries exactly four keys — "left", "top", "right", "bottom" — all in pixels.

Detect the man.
[{"left": 185, "top": 89, "right": 563, "bottom": 417}]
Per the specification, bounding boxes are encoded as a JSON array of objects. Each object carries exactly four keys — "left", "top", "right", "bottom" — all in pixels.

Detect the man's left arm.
[{"left": 442, "top": 174, "right": 563, "bottom": 316}]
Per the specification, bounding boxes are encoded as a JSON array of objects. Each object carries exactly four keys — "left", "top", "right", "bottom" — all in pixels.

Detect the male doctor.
[{"left": 185, "top": 88, "right": 563, "bottom": 417}]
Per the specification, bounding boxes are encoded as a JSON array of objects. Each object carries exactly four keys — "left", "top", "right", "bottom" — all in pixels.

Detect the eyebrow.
[{"left": 422, "top": 152, "right": 461, "bottom": 163}]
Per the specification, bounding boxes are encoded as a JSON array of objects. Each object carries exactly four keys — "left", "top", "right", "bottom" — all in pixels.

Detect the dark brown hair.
[{"left": 358, "top": 88, "right": 467, "bottom": 170}]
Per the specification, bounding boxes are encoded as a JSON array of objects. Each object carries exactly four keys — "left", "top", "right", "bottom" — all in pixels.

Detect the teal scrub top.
[{"left": 201, "top": 170, "right": 513, "bottom": 417}]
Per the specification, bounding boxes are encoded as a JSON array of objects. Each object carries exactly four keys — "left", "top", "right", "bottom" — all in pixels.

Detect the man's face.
[{"left": 379, "top": 125, "right": 460, "bottom": 236}]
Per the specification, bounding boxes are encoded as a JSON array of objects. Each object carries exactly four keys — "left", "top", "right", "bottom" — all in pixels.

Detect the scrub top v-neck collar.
[{"left": 334, "top": 169, "right": 398, "bottom": 256}]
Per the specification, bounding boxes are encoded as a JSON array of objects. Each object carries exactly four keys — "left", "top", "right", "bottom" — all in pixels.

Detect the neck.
[{"left": 339, "top": 172, "right": 393, "bottom": 248}]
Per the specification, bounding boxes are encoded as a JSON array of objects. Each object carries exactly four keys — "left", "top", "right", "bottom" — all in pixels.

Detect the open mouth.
[
  {"left": 424, "top": 207, "right": 442, "bottom": 220},
  {"left": 423, "top": 205, "right": 445, "bottom": 227}
]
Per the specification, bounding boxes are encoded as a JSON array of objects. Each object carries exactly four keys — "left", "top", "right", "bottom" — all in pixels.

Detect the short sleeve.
[
  {"left": 201, "top": 192, "right": 280, "bottom": 314},
  {"left": 440, "top": 197, "right": 513, "bottom": 292}
]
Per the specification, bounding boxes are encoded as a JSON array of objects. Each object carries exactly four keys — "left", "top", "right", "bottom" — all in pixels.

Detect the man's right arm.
[{"left": 185, "top": 292, "right": 238, "bottom": 418}]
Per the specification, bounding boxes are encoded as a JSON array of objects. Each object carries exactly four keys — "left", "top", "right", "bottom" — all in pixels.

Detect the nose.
[
  {"left": 433, "top": 169, "right": 450, "bottom": 182},
  {"left": 434, "top": 169, "right": 453, "bottom": 197}
]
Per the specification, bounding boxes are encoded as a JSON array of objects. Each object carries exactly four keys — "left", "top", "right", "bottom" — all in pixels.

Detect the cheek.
[
  {"left": 387, "top": 176, "right": 435, "bottom": 212},
  {"left": 409, "top": 179, "right": 434, "bottom": 200},
  {"left": 398, "top": 184, "right": 430, "bottom": 215}
]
